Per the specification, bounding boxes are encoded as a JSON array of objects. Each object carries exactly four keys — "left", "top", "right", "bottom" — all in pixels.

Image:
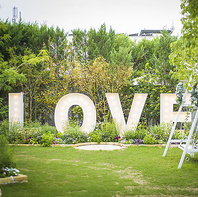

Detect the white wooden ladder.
[{"left": 163, "top": 92, "right": 198, "bottom": 168}]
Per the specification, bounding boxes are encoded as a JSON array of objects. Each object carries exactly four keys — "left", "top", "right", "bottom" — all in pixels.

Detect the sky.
[{"left": 0, "top": 0, "right": 183, "bottom": 36}]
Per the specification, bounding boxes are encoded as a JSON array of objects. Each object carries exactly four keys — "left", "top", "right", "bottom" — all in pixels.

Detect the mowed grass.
[{"left": 1, "top": 146, "right": 198, "bottom": 197}]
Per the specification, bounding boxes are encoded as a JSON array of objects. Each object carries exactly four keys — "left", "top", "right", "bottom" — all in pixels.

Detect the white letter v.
[{"left": 105, "top": 93, "right": 147, "bottom": 136}]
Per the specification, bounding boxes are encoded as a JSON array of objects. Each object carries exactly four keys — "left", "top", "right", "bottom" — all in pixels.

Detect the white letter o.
[{"left": 54, "top": 93, "right": 96, "bottom": 133}]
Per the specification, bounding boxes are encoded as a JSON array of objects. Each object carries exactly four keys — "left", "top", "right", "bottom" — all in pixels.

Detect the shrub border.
[{"left": 9, "top": 142, "right": 179, "bottom": 148}]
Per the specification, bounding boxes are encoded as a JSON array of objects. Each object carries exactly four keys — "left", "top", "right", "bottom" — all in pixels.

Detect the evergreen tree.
[{"left": 87, "top": 24, "right": 115, "bottom": 62}]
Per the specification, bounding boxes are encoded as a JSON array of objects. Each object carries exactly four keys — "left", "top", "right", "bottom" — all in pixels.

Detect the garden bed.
[
  {"left": 8, "top": 142, "right": 176, "bottom": 148},
  {"left": 0, "top": 174, "right": 27, "bottom": 185}
]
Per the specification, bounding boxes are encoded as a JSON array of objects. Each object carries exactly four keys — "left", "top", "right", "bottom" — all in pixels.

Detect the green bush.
[
  {"left": 143, "top": 134, "right": 157, "bottom": 144},
  {"left": 56, "top": 132, "right": 63, "bottom": 139},
  {"left": 63, "top": 124, "right": 88, "bottom": 144},
  {"left": 124, "top": 128, "right": 147, "bottom": 140},
  {"left": 0, "top": 119, "right": 9, "bottom": 138},
  {"left": 40, "top": 123, "right": 57, "bottom": 135},
  {"left": 40, "top": 132, "right": 54, "bottom": 147},
  {"left": 149, "top": 123, "right": 171, "bottom": 142},
  {"left": 8, "top": 122, "right": 41, "bottom": 144},
  {"left": 0, "top": 121, "right": 57, "bottom": 145},
  {"left": 69, "top": 106, "right": 83, "bottom": 125},
  {"left": 88, "top": 130, "right": 103, "bottom": 144},
  {"left": 100, "top": 121, "right": 119, "bottom": 142},
  {"left": 123, "top": 130, "right": 136, "bottom": 140},
  {"left": 0, "top": 135, "right": 16, "bottom": 177},
  {"left": 7, "top": 122, "right": 24, "bottom": 144},
  {"left": 89, "top": 121, "right": 119, "bottom": 143}
]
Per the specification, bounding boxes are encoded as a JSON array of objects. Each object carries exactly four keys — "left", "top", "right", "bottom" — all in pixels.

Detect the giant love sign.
[
  {"left": 9, "top": 92, "right": 191, "bottom": 135},
  {"left": 54, "top": 93, "right": 147, "bottom": 134}
]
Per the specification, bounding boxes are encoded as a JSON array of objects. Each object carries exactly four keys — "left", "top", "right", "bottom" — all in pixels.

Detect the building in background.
[
  {"left": 67, "top": 28, "right": 174, "bottom": 43},
  {"left": 128, "top": 29, "right": 173, "bottom": 42}
]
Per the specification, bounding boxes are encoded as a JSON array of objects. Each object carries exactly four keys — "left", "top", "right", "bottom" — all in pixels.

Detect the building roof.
[{"left": 139, "top": 29, "right": 172, "bottom": 36}]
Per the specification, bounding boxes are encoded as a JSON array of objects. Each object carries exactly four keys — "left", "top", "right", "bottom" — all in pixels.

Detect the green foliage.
[
  {"left": 72, "top": 56, "right": 132, "bottom": 122},
  {"left": 0, "top": 98, "right": 8, "bottom": 120},
  {"left": 0, "top": 66, "right": 25, "bottom": 92},
  {"left": 0, "top": 135, "right": 16, "bottom": 175},
  {"left": 0, "top": 20, "right": 178, "bottom": 124},
  {"left": 169, "top": 0, "right": 198, "bottom": 90},
  {"left": 0, "top": 119, "right": 9, "bottom": 138},
  {"left": 69, "top": 106, "right": 83, "bottom": 125},
  {"left": 0, "top": 21, "right": 67, "bottom": 59},
  {"left": 154, "top": 31, "right": 177, "bottom": 86},
  {"left": 88, "top": 129, "right": 103, "bottom": 144},
  {"left": 123, "top": 139, "right": 134, "bottom": 144},
  {"left": 89, "top": 121, "right": 119, "bottom": 143},
  {"left": 172, "top": 129, "right": 188, "bottom": 140},
  {"left": 0, "top": 121, "right": 57, "bottom": 145},
  {"left": 63, "top": 124, "right": 87, "bottom": 144},
  {"left": 40, "top": 132, "right": 54, "bottom": 147},
  {"left": 72, "top": 29, "right": 88, "bottom": 64},
  {"left": 124, "top": 127, "right": 147, "bottom": 140},
  {"left": 19, "top": 49, "right": 50, "bottom": 122},
  {"left": 88, "top": 24, "right": 115, "bottom": 62},
  {"left": 124, "top": 123, "right": 171, "bottom": 143},
  {"left": 132, "top": 63, "right": 172, "bottom": 125},
  {"left": 110, "top": 33, "right": 134, "bottom": 67},
  {"left": 100, "top": 121, "right": 119, "bottom": 142},
  {"left": 40, "top": 123, "right": 57, "bottom": 134},
  {"left": 56, "top": 132, "right": 63, "bottom": 139},
  {"left": 148, "top": 123, "right": 171, "bottom": 142},
  {"left": 7, "top": 122, "right": 23, "bottom": 144},
  {"left": 143, "top": 133, "right": 157, "bottom": 144}
]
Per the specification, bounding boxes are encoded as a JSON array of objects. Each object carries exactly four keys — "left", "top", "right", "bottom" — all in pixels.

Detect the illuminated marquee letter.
[
  {"left": 54, "top": 93, "right": 96, "bottom": 133},
  {"left": 105, "top": 93, "right": 147, "bottom": 135},
  {"left": 160, "top": 93, "right": 191, "bottom": 123},
  {"left": 9, "top": 92, "right": 24, "bottom": 124}
]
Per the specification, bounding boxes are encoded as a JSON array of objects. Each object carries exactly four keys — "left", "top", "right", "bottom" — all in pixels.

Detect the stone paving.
[{"left": 74, "top": 144, "right": 126, "bottom": 150}]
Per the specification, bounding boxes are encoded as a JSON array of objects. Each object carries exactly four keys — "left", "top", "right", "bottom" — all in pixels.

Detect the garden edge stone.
[
  {"left": 8, "top": 143, "right": 178, "bottom": 148},
  {"left": 0, "top": 174, "right": 28, "bottom": 185}
]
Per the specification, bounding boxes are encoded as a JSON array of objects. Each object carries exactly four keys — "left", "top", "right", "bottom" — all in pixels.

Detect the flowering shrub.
[
  {"left": 0, "top": 167, "right": 20, "bottom": 178},
  {"left": 133, "top": 138, "right": 144, "bottom": 145},
  {"left": 0, "top": 120, "right": 58, "bottom": 145},
  {"left": 0, "top": 119, "right": 178, "bottom": 145}
]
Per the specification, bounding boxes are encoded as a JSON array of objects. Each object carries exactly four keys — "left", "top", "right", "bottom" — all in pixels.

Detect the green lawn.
[{"left": 1, "top": 146, "right": 198, "bottom": 197}]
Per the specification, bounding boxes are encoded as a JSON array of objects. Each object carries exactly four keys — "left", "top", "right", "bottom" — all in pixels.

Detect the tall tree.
[
  {"left": 154, "top": 30, "right": 177, "bottom": 88},
  {"left": 0, "top": 21, "right": 67, "bottom": 60},
  {"left": 169, "top": 0, "right": 198, "bottom": 89},
  {"left": 87, "top": 24, "right": 115, "bottom": 62},
  {"left": 71, "top": 57, "right": 132, "bottom": 121},
  {"left": 19, "top": 49, "right": 49, "bottom": 122},
  {"left": 109, "top": 33, "right": 134, "bottom": 67},
  {"left": 72, "top": 29, "right": 88, "bottom": 65},
  {"left": 0, "top": 22, "right": 25, "bottom": 120}
]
